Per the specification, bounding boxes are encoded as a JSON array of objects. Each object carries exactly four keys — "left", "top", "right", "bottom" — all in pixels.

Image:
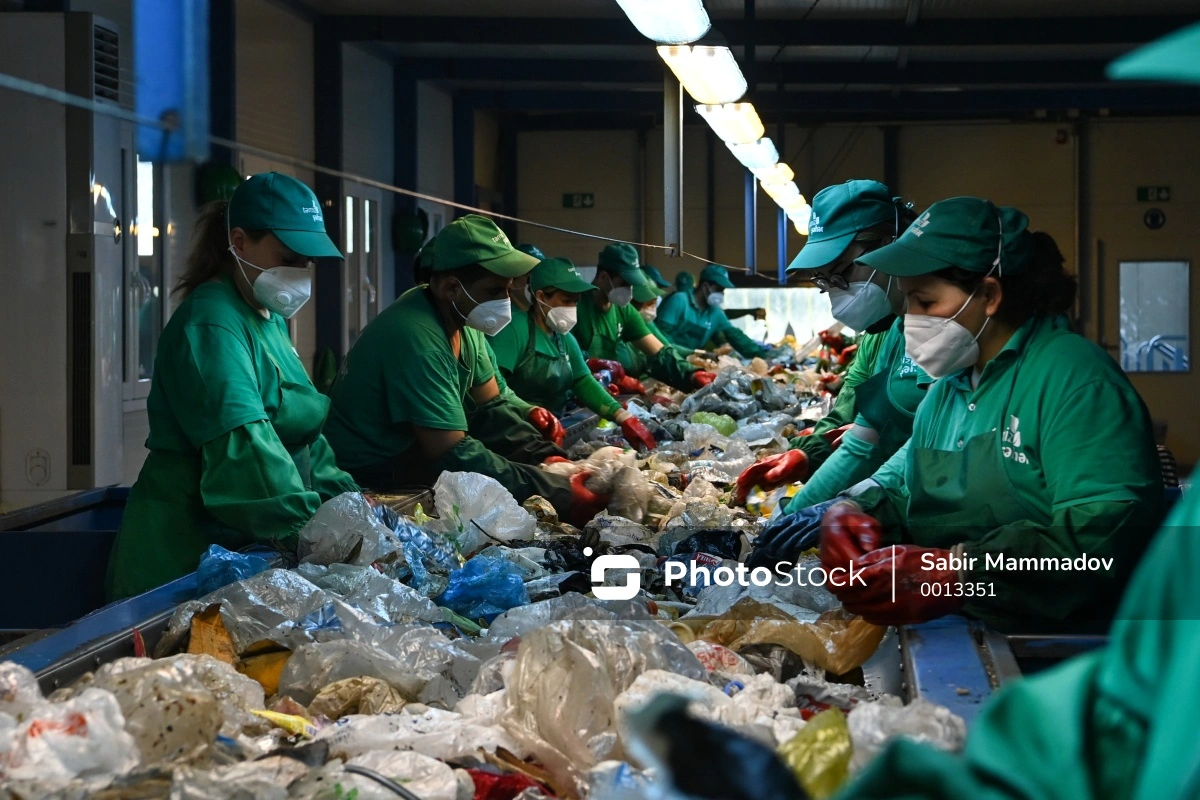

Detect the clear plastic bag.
[
  {"left": 294, "top": 563, "right": 443, "bottom": 625},
  {"left": 314, "top": 706, "right": 525, "bottom": 763},
  {"left": 297, "top": 492, "right": 402, "bottom": 567},
  {"left": 432, "top": 471, "right": 537, "bottom": 551},
  {"left": 847, "top": 697, "right": 967, "bottom": 772},
  {"left": 0, "top": 663, "right": 42, "bottom": 724},
  {"left": 195, "top": 545, "right": 271, "bottom": 595}
]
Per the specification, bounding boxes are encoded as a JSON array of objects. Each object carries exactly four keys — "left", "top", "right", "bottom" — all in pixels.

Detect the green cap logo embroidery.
[{"left": 910, "top": 211, "right": 932, "bottom": 237}]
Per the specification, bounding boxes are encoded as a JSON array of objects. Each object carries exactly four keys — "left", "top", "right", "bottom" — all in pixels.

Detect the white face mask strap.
[
  {"left": 893, "top": 203, "right": 899, "bottom": 241},
  {"left": 993, "top": 211, "right": 1004, "bottom": 278}
]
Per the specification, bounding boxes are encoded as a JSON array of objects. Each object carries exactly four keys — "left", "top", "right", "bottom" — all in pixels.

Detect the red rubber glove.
[
  {"left": 823, "top": 423, "right": 855, "bottom": 450},
  {"left": 620, "top": 416, "right": 657, "bottom": 452},
  {"left": 837, "top": 343, "right": 859, "bottom": 366},
  {"left": 819, "top": 503, "right": 884, "bottom": 588},
  {"left": 615, "top": 375, "right": 646, "bottom": 395},
  {"left": 834, "top": 545, "right": 965, "bottom": 626},
  {"left": 528, "top": 407, "right": 565, "bottom": 446},
  {"left": 692, "top": 370, "right": 717, "bottom": 388},
  {"left": 566, "top": 471, "right": 611, "bottom": 527},
  {"left": 586, "top": 359, "right": 626, "bottom": 382},
  {"left": 819, "top": 329, "right": 846, "bottom": 351},
  {"left": 605, "top": 383, "right": 621, "bottom": 398},
  {"left": 542, "top": 455, "right": 571, "bottom": 465},
  {"left": 734, "top": 450, "right": 811, "bottom": 505}
]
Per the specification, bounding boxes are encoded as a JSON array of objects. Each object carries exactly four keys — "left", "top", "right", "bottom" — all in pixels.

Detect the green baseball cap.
[
  {"left": 228, "top": 172, "right": 342, "bottom": 259},
  {"left": 633, "top": 282, "right": 666, "bottom": 303},
  {"left": 1107, "top": 21, "right": 1200, "bottom": 83},
  {"left": 431, "top": 214, "right": 539, "bottom": 277},
  {"left": 641, "top": 265, "right": 673, "bottom": 289},
  {"left": 787, "top": 180, "right": 898, "bottom": 272},
  {"left": 675, "top": 271, "right": 695, "bottom": 292},
  {"left": 529, "top": 257, "right": 596, "bottom": 294},
  {"left": 699, "top": 264, "right": 736, "bottom": 289},
  {"left": 596, "top": 243, "right": 651, "bottom": 287},
  {"left": 516, "top": 243, "right": 546, "bottom": 261},
  {"left": 857, "top": 196, "right": 1033, "bottom": 278}
]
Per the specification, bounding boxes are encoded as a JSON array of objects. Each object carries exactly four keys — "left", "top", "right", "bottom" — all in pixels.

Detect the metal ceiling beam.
[
  {"left": 401, "top": 58, "right": 1134, "bottom": 87},
  {"left": 467, "top": 86, "right": 1200, "bottom": 118},
  {"left": 332, "top": 15, "right": 1193, "bottom": 48}
]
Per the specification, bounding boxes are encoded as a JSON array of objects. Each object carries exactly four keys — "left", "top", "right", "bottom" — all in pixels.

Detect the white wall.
[{"left": 417, "top": 82, "right": 455, "bottom": 236}]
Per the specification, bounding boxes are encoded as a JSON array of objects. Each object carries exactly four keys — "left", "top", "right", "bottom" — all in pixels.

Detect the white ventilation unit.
[{"left": 0, "top": 13, "right": 130, "bottom": 507}]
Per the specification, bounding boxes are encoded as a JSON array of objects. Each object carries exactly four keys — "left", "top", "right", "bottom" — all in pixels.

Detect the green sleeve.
[
  {"left": 468, "top": 396, "right": 563, "bottom": 465},
  {"left": 167, "top": 324, "right": 270, "bottom": 448},
  {"left": 308, "top": 434, "right": 360, "bottom": 500},
  {"left": 386, "top": 339, "right": 471, "bottom": 431},
  {"left": 468, "top": 329, "right": 495, "bottom": 387},
  {"left": 655, "top": 293, "right": 689, "bottom": 342},
  {"left": 716, "top": 314, "right": 769, "bottom": 358},
  {"left": 566, "top": 334, "right": 623, "bottom": 419},
  {"left": 645, "top": 319, "right": 681, "bottom": 349},
  {"left": 618, "top": 303, "right": 653, "bottom": 342},
  {"left": 788, "top": 429, "right": 885, "bottom": 508},
  {"left": 487, "top": 321, "right": 525, "bottom": 375},
  {"left": 484, "top": 337, "right": 535, "bottom": 417},
  {"left": 435, "top": 436, "right": 574, "bottom": 514},
  {"left": 647, "top": 343, "right": 700, "bottom": 392},
  {"left": 199, "top": 422, "right": 322, "bottom": 549},
  {"left": 789, "top": 330, "right": 885, "bottom": 465}
]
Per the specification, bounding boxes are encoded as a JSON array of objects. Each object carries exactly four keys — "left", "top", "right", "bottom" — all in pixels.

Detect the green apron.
[
  {"left": 506, "top": 315, "right": 574, "bottom": 414},
  {"left": 853, "top": 325, "right": 928, "bottom": 456}
]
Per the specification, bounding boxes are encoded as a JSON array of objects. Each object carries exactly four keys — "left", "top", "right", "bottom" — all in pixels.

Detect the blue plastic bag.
[
  {"left": 435, "top": 555, "right": 530, "bottom": 623},
  {"left": 195, "top": 545, "right": 270, "bottom": 595}
]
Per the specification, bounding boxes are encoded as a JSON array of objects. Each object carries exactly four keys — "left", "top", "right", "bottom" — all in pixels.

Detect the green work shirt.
[
  {"left": 324, "top": 287, "right": 494, "bottom": 469},
  {"left": 657, "top": 291, "right": 769, "bottom": 358},
  {"left": 864, "top": 314, "right": 1163, "bottom": 628},
  {"left": 489, "top": 306, "right": 623, "bottom": 419},
  {"left": 573, "top": 296, "right": 699, "bottom": 391},
  {"left": 838, "top": 474, "right": 1200, "bottom": 800},
  {"left": 106, "top": 278, "right": 357, "bottom": 600}
]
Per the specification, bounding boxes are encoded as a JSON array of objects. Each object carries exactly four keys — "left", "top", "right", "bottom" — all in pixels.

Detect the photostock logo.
[{"left": 586, "top": 547, "right": 642, "bottom": 601}]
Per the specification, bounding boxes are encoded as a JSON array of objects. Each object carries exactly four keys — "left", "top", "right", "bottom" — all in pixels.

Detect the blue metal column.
[
  {"left": 394, "top": 67, "right": 419, "bottom": 292},
  {"left": 453, "top": 94, "right": 476, "bottom": 217},
  {"left": 208, "top": 0, "right": 236, "bottom": 166},
  {"left": 742, "top": 0, "right": 757, "bottom": 275},
  {"left": 313, "top": 22, "right": 344, "bottom": 361}
]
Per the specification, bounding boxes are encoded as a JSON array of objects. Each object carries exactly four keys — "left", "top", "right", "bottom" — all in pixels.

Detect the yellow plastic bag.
[{"left": 778, "top": 708, "right": 852, "bottom": 799}]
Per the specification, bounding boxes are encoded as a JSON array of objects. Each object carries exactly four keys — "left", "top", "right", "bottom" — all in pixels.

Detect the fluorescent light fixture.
[
  {"left": 658, "top": 46, "right": 748, "bottom": 105},
  {"left": 695, "top": 103, "right": 764, "bottom": 145},
  {"left": 727, "top": 137, "right": 779, "bottom": 171},
  {"left": 615, "top": 0, "right": 711, "bottom": 44},
  {"left": 764, "top": 180, "right": 801, "bottom": 206},
  {"left": 791, "top": 203, "right": 813, "bottom": 235},
  {"left": 753, "top": 162, "right": 794, "bottom": 186}
]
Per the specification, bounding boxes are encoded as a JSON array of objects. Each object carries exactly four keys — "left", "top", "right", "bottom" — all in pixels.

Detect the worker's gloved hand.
[
  {"left": 837, "top": 343, "right": 859, "bottom": 366},
  {"left": 649, "top": 394, "right": 675, "bottom": 407},
  {"left": 819, "top": 502, "right": 884, "bottom": 587},
  {"left": 735, "top": 450, "right": 811, "bottom": 505},
  {"left": 745, "top": 498, "right": 840, "bottom": 571},
  {"left": 835, "top": 545, "right": 965, "bottom": 626},
  {"left": 824, "top": 423, "right": 855, "bottom": 450},
  {"left": 615, "top": 375, "right": 646, "bottom": 395},
  {"left": 753, "top": 308, "right": 767, "bottom": 321},
  {"left": 528, "top": 407, "right": 566, "bottom": 446},
  {"left": 620, "top": 416, "right": 657, "bottom": 452},
  {"left": 542, "top": 455, "right": 571, "bottom": 466},
  {"left": 692, "top": 370, "right": 717, "bottom": 388},
  {"left": 587, "top": 358, "right": 626, "bottom": 382},
  {"left": 605, "top": 383, "right": 621, "bottom": 398},
  {"left": 819, "top": 329, "right": 847, "bottom": 352},
  {"left": 566, "top": 471, "right": 611, "bottom": 527}
]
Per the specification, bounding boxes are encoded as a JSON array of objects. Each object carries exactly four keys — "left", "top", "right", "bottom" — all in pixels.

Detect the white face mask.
[
  {"left": 707, "top": 291, "right": 725, "bottom": 309},
  {"left": 904, "top": 290, "right": 991, "bottom": 379},
  {"left": 230, "top": 246, "right": 312, "bottom": 319},
  {"left": 455, "top": 283, "right": 513, "bottom": 336},
  {"left": 608, "top": 286, "right": 633, "bottom": 308},
  {"left": 828, "top": 272, "right": 893, "bottom": 331},
  {"left": 539, "top": 298, "right": 578, "bottom": 334},
  {"left": 639, "top": 305, "right": 658, "bottom": 322},
  {"left": 522, "top": 285, "right": 533, "bottom": 304}
]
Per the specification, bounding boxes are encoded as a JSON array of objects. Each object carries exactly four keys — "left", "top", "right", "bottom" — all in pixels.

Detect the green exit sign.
[
  {"left": 562, "top": 193, "right": 595, "bottom": 209},
  {"left": 1137, "top": 186, "right": 1171, "bottom": 202}
]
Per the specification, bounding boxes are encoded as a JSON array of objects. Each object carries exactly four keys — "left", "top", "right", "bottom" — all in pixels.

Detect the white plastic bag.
[
  {"left": 847, "top": 697, "right": 967, "bottom": 772},
  {"left": 297, "top": 492, "right": 402, "bottom": 566},
  {"left": 314, "top": 706, "right": 526, "bottom": 762},
  {"left": 344, "top": 751, "right": 461, "bottom": 800},
  {"left": 0, "top": 663, "right": 42, "bottom": 723},
  {"left": 0, "top": 688, "right": 138, "bottom": 784},
  {"left": 433, "top": 472, "right": 537, "bottom": 549}
]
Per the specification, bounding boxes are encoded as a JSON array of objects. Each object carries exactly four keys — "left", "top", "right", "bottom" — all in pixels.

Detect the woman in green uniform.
[
  {"left": 618, "top": 276, "right": 674, "bottom": 374},
  {"left": 572, "top": 243, "right": 715, "bottom": 391},
  {"left": 656, "top": 264, "right": 770, "bottom": 359},
  {"left": 753, "top": 196, "right": 1163, "bottom": 631},
  {"left": 489, "top": 258, "right": 657, "bottom": 452},
  {"left": 106, "top": 173, "right": 359, "bottom": 599},
  {"left": 736, "top": 180, "right": 922, "bottom": 508}
]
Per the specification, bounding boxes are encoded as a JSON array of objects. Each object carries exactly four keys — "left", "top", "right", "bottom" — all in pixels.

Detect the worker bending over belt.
[
  {"left": 657, "top": 264, "right": 770, "bottom": 359},
  {"left": 489, "top": 257, "right": 657, "bottom": 452},
  {"left": 572, "top": 242, "right": 716, "bottom": 390},
  {"left": 737, "top": 180, "right": 923, "bottom": 509},
  {"left": 107, "top": 174, "right": 359, "bottom": 599},
  {"left": 751, "top": 197, "right": 1163, "bottom": 632},
  {"left": 323, "top": 215, "right": 607, "bottom": 524}
]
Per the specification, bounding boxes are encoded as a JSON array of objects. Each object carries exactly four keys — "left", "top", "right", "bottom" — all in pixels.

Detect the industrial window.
[
  {"left": 1119, "top": 260, "right": 1190, "bottom": 373},
  {"left": 724, "top": 287, "right": 836, "bottom": 345}
]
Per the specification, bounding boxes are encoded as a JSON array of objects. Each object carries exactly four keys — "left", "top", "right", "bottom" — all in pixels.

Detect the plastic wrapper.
[
  {"left": 672, "top": 530, "right": 745, "bottom": 560},
  {"left": 297, "top": 492, "right": 403, "bottom": 567},
  {"left": 585, "top": 511, "right": 655, "bottom": 545},
  {"left": 678, "top": 599, "right": 887, "bottom": 676},
  {"left": 469, "top": 653, "right": 516, "bottom": 696},
  {"left": 294, "top": 563, "right": 443, "bottom": 625},
  {"left": 168, "top": 758, "right": 305, "bottom": 800},
  {"left": 608, "top": 465, "right": 651, "bottom": 523},
  {"left": 314, "top": 705, "right": 526, "bottom": 763},
  {"left": 391, "top": 518, "right": 461, "bottom": 572},
  {"left": 195, "top": 545, "right": 271, "bottom": 595},
  {"left": 686, "top": 556, "right": 840, "bottom": 620},
  {"left": 343, "top": 751, "right": 461, "bottom": 800},
  {"left": 789, "top": 674, "right": 877, "bottom": 718},
  {"left": 475, "top": 545, "right": 551, "bottom": 581},
  {"left": 689, "top": 412, "right": 737, "bottom": 436},
  {"left": 501, "top": 619, "right": 706, "bottom": 795},
  {"left": 847, "top": 697, "right": 966, "bottom": 772},
  {"left": 732, "top": 423, "right": 789, "bottom": 450},
  {"left": 0, "top": 688, "right": 138, "bottom": 785},
  {"left": 778, "top": 708, "right": 853, "bottom": 799},
  {"left": 307, "top": 676, "right": 408, "bottom": 719},
  {"left": 0, "top": 664, "right": 42, "bottom": 724},
  {"left": 522, "top": 496, "right": 559, "bottom": 527},
  {"left": 432, "top": 471, "right": 537, "bottom": 551},
  {"left": 745, "top": 482, "right": 800, "bottom": 516},
  {"left": 436, "top": 554, "right": 531, "bottom": 623},
  {"left": 686, "top": 641, "right": 755, "bottom": 676}
]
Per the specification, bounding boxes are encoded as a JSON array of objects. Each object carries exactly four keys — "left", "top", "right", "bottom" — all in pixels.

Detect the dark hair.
[
  {"left": 933, "top": 231, "right": 1077, "bottom": 326},
  {"left": 175, "top": 201, "right": 269, "bottom": 297},
  {"left": 430, "top": 263, "right": 493, "bottom": 288},
  {"left": 853, "top": 197, "right": 919, "bottom": 251}
]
